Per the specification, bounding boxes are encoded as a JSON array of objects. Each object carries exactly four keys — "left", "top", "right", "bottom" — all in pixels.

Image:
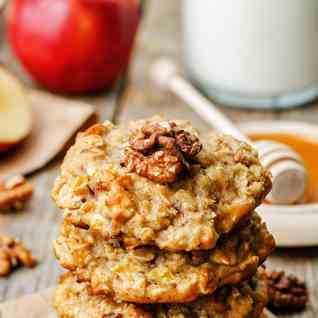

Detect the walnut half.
[
  {"left": 0, "top": 234, "right": 37, "bottom": 277},
  {"left": 0, "top": 175, "right": 33, "bottom": 210},
  {"left": 122, "top": 121, "right": 202, "bottom": 184},
  {"left": 267, "top": 270, "right": 308, "bottom": 311}
]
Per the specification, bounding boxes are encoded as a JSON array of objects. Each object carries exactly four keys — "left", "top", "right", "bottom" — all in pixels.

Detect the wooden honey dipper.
[{"left": 151, "top": 58, "right": 308, "bottom": 205}]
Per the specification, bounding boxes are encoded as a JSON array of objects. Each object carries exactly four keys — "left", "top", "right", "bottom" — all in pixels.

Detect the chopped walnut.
[
  {"left": 124, "top": 148, "right": 184, "bottom": 184},
  {"left": 0, "top": 175, "right": 33, "bottom": 210},
  {"left": 267, "top": 270, "right": 308, "bottom": 311},
  {"left": 175, "top": 130, "right": 202, "bottom": 158},
  {"left": 123, "top": 121, "right": 202, "bottom": 184},
  {"left": 0, "top": 234, "right": 36, "bottom": 277}
]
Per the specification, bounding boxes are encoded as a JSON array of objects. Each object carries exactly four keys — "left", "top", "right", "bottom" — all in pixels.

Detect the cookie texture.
[
  {"left": 54, "top": 273, "right": 151, "bottom": 318},
  {"left": 52, "top": 118, "right": 271, "bottom": 252},
  {"left": 54, "top": 271, "right": 268, "bottom": 318},
  {"left": 54, "top": 212, "right": 274, "bottom": 303}
]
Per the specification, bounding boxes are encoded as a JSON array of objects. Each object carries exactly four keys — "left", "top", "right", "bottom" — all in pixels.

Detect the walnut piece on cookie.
[
  {"left": 0, "top": 175, "right": 33, "bottom": 210},
  {"left": 52, "top": 118, "right": 272, "bottom": 252},
  {"left": 0, "top": 234, "right": 36, "bottom": 277},
  {"left": 122, "top": 120, "right": 202, "bottom": 184}
]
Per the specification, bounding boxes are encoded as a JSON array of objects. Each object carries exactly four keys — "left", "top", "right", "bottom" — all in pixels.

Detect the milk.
[{"left": 183, "top": 0, "right": 318, "bottom": 108}]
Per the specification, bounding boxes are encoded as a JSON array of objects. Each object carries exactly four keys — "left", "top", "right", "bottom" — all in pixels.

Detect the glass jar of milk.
[{"left": 183, "top": 0, "right": 318, "bottom": 109}]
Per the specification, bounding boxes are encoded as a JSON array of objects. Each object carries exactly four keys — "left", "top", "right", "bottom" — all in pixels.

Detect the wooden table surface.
[{"left": 0, "top": 1, "right": 317, "bottom": 317}]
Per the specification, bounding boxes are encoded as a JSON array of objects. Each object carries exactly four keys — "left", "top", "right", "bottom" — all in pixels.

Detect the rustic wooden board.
[{"left": 117, "top": 1, "right": 318, "bottom": 318}]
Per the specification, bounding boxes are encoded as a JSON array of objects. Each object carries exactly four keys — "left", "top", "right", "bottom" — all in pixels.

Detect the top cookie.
[{"left": 52, "top": 117, "right": 271, "bottom": 252}]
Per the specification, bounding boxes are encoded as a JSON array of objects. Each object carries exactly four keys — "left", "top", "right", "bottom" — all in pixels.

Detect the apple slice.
[{"left": 0, "top": 67, "right": 32, "bottom": 153}]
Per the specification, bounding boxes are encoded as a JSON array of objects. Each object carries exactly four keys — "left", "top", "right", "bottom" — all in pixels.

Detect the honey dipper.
[{"left": 151, "top": 58, "right": 308, "bottom": 205}]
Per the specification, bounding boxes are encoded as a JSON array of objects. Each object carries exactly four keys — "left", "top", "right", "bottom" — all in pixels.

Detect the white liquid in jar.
[{"left": 183, "top": 0, "right": 318, "bottom": 108}]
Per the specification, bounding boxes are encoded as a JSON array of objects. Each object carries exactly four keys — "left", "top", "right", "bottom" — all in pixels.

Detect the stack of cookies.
[{"left": 52, "top": 117, "right": 275, "bottom": 318}]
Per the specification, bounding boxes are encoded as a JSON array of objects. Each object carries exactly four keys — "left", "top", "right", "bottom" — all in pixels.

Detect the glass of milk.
[{"left": 182, "top": 0, "right": 318, "bottom": 109}]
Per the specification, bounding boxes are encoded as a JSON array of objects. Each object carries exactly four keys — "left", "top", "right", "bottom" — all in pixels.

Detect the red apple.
[
  {"left": 6, "top": 0, "right": 140, "bottom": 94},
  {"left": 0, "top": 67, "right": 32, "bottom": 153}
]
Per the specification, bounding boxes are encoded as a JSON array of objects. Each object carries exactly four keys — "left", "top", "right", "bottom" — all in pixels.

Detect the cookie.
[
  {"left": 54, "top": 270, "right": 268, "bottom": 318},
  {"left": 52, "top": 118, "right": 271, "bottom": 252},
  {"left": 54, "top": 212, "right": 274, "bottom": 303}
]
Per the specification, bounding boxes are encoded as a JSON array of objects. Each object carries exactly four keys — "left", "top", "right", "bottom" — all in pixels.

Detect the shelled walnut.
[
  {"left": 267, "top": 270, "right": 308, "bottom": 311},
  {"left": 0, "top": 175, "right": 33, "bottom": 210},
  {"left": 122, "top": 121, "right": 202, "bottom": 184},
  {"left": 0, "top": 234, "right": 36, "bottom": 277}
]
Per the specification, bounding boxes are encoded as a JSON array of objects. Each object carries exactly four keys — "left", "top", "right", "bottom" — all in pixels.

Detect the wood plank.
[
  {"left": 0, "top": 289, "right": 56, "bottom": 318},
  {"left": 0, "top": 165, "right": 62, "bottom": 302}
]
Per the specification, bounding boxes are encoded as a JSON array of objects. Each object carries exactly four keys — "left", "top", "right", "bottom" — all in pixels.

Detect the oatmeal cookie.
[
  {"left": 52, "top": 118, "right": 271, "bottom": 252},
  {"left": 54, "top": 273, "right": 151, "bottom": 318},
  {"left": 54, "top": 271, "right": 268, "bottom": 318},
  {"left": 54, "top": 212, "right": 275, "bottom": 303}
]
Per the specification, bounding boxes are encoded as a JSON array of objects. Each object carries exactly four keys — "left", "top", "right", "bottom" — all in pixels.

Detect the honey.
[{"left": 250, "top": 133, "right": 318, "bottom": 204}]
